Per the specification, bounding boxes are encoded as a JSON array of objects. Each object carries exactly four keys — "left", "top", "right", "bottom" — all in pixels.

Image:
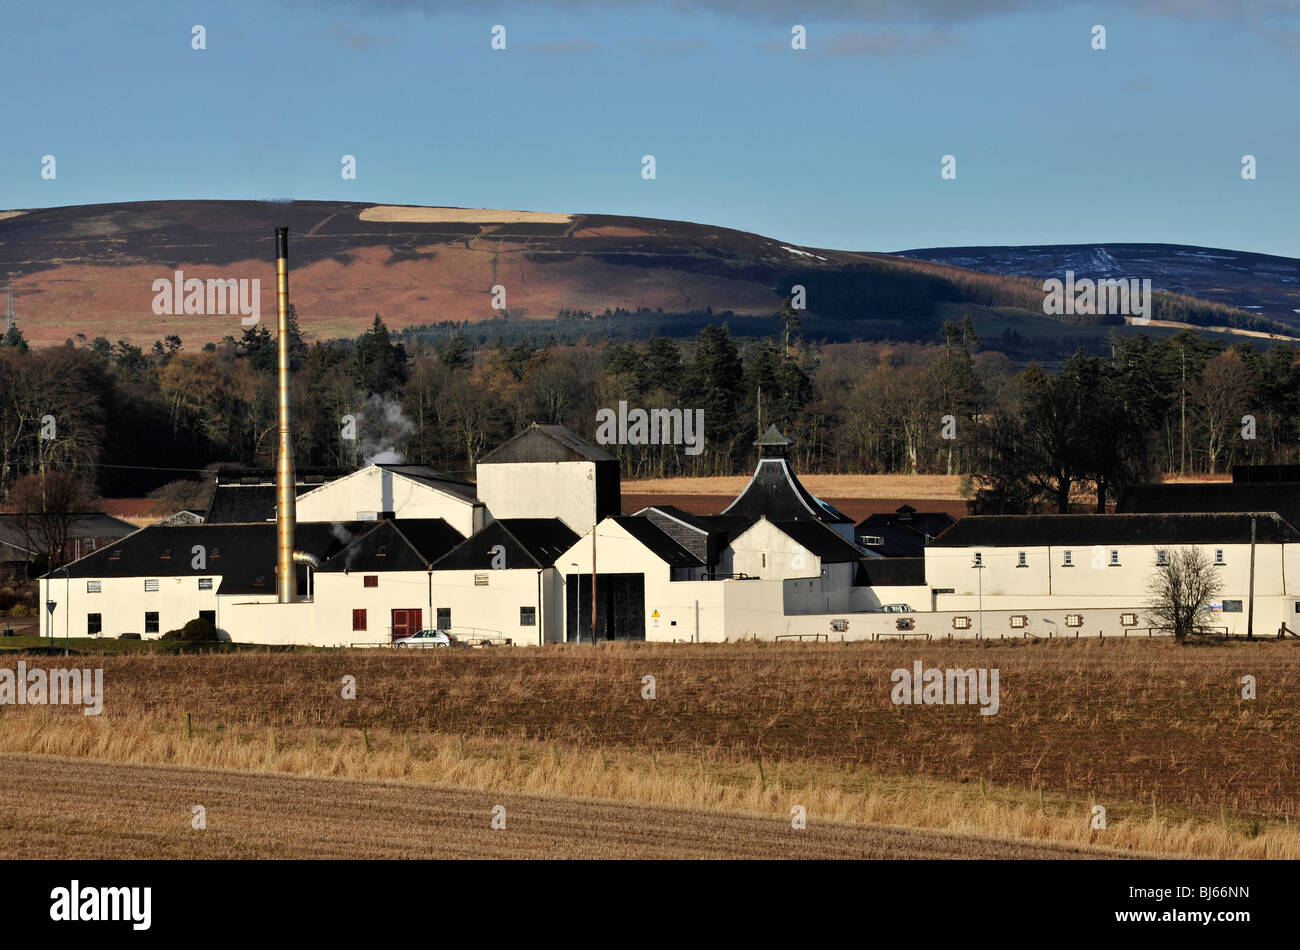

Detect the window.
[
  {"left": 952, "top": 616, "right": 972, "bottom": 630},
  {"left": 198, "top": 578, "right": 213, "bottom": 591},
  {"left": 1108, "top": 550, "right": 1120, "bottom": 567},
  {"left": 972, "top": 552, "right": 983, "bottom": 567},
  {"left": 896, "top": 618, "right": 915, "bottom": 631},
  {"left": 520, "top": 607, "right": 536, "bottom": 626},
  {"left": 1215, "top": 549, "right": 1225, "bottom": 566},
  {"left": 830, "top": 619, "right": 849, "bottom": 632},
  {"left": 376, "top": 546, "right": 387, "bottom": 557},
  {"left": 1009, "top": 615, "right": 1028, "bottom": 628},
  {"left": 108, "top": 549, "right": 121, "bottom": 561},
  {"left": 351, "top": 609, "right": 366, "bottom": 632},
  {"left": 1017, "top": 551, "right": 1027, "bottom": 567},
  {"left": 436, "top": 608, "right": 451, "bottom": 629},
  {"left": 933, "top": 587, "right": 956, "bottom": 595},
  {"left": 358, "top": 511, "right": 378, "bottom": 521},
  {"left": 211, "top": 547, "right": 221, "bottom": 559},
  {"left": 474, "top": 574, "right": 489, "bottom": 587},
  {"left": 761, "top": 553, "right": 766, "bottom": 568},
  {"left": 1062, "top": 550, "right": 1073, "bottom": 567},
  {"left": 1156, "top": 549, "right": 1168, "bottom": 566},
  {"left": 144, "top": 612, "right": 159, "bottom": 634},
  {"left": 1121, "top": 613, "right": 1138, "bottom": 626},
  {"left": 1222, "top": 600, "right": 1243, "bottom": 613},
  {"left": 144, "top": 579, "right": 159, "bottom": 592},
  {"left": 87, "top": 613, "right": 102, "bottom": 636},
  {"left": 863, "top": 535, "right": 884, "bottom": 546},
  {"left": 1065, "top": 614, "right": 1084, "bottom": 627},
  {"left": 808, "top": 581, "right": 814, "bottom": 592},
  {"left": 86, "top": 580, "right": 101, "bottom": 594},
  {"left": 160, "top": 548, "right": 172, "bottom": 560},
  {"left": 363, "top": 575, "right": 378, "bottom": 588}
]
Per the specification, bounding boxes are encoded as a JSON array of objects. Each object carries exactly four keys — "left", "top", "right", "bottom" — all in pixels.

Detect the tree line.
[{"left": 0, "top": 308, "right": 1296, "bottom": 512}]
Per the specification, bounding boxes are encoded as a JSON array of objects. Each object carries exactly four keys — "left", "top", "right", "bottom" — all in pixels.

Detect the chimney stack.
[{"left": 274, "top": 227, "right": 298, "bottom": 603}]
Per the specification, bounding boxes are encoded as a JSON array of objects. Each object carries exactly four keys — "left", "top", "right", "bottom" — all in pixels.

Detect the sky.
[{"left": 3, "top": 0, "right": 1299, "bottom": 257}]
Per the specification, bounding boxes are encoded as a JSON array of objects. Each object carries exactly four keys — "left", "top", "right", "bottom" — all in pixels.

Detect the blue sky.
[{"left": 3, "top": 0, "right": 1299, "bottom": 257}]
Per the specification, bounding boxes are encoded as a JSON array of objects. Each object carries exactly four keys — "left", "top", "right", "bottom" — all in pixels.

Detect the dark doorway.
[{"left": 565, "top": 573, "right": 645, "bottom": 642}]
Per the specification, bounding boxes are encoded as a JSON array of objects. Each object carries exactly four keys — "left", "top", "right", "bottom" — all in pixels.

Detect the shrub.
[
  {"left": 119, "top": 633, "right": 141, "bottom": 640},
  {"left": 161, "top": 617, "right": 218, "bottom": 642}
]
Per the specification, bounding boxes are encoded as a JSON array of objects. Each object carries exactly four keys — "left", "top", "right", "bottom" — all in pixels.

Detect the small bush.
[
  {"left": 119, "top": 633, "right": 141, "bottom": 640},
  {"left": 160, "top": 617, "right": 218, "bottom": 642}
]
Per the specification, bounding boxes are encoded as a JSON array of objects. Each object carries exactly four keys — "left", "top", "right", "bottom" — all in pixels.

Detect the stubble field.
[{"left": 0, "top": 640, "right": 1295, "bottom": 858}]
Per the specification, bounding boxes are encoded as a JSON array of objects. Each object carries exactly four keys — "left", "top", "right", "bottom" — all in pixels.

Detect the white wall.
[
  {"left": 295, "top": 467, "right": 482, "bottom": 536},
  {"left": 729, "top": 518, "right": 824, "bottom": 581},
  {"left": 477, "top": 460, "right": 598, "bottom": 535},
  {"left": 39, "top": 573, "right": 224, "bottom": 640}
]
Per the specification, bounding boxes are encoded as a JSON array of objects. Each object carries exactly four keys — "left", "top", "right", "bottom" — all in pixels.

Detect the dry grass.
[{"left": 1, "top": 640, "right": 1296, "bottom": 857}]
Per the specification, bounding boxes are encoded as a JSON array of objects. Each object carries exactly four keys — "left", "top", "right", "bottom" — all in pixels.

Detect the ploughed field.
[
  {"left": 0, "top": 754, "right": 1118, "bottom": 859},
  {"left": 1, "top": 640, "right": 1295, "bottom": 858}
]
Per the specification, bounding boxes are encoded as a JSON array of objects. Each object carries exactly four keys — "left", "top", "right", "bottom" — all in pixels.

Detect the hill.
[{"left": 0, "top": 200, "right": 1290, "bottom": 347}]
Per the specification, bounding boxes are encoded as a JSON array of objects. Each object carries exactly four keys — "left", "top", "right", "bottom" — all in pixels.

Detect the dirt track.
[{"left": 0, "top": 754, "right": 1121, "bottom": 860}]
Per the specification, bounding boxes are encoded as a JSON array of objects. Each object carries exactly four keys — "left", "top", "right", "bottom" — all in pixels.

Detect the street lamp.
[
  {"left": 973, "top": 554, "right": 984, "bottom": 641},
  {"left": 60, "top": 566, "right": 69, "bottom": 656}
]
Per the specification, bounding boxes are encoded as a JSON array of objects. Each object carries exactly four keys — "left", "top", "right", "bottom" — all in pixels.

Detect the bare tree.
[
  {"left": 1145, "top": 546, "right": 1223, "bottom": 643},
  {"left": 9, "top": 471, "right": 101, "bottom": 569}
]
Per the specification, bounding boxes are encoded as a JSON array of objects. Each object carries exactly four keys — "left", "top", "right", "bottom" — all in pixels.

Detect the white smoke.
[{"left": 358, "top": 393, "right": 415, "bottom": 465}]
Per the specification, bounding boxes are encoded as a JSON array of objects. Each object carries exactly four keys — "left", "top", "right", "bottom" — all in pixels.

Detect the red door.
[{"left": 391, "top": 609, "right": 422, "bottom": 642}]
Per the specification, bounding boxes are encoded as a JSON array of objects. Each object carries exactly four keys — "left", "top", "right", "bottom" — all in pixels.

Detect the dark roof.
[
  {"left": 391, "top": 518, "right": 467, "bottom": 563},
  {"left": 0, "top": 513, "right": 137, "bottom": 553},
  {"left": 47, "top": 521, "right": 373, "bottom": 594},
  {"left": 770, "top": 520, "right": 866, "bottom": 563},
  {"left": 317, "top": 520, "right": 442, "bottom": 574},
  {"left": 205, "top": 483, "right": 317, "bottom": 524},
  {"left": 754, "top": 424, "right": 794, "bottom": 447},
  {"left": 855, "top": 508, "right": 956, "bottom": 558},
  {"left": 931, "top": 513, "right": 1300, "bottom": 548},
  {"left": 721, "top": 457, "right": 852, "bottom": 524},
  {"left": 479, "top": 424, "right": 615, "bottom": 464},
  {"left": 633, "top": 505, "right": 751, "bottom": 539},
  {"left": 373, "top": 464, "right": 478, "bottom": 502},
  {"left": 432, "top": 518, "right": 579, "bottom": 571},
  {"left": 1233, "top": 465, "right": 1300, "bottom": 484},
  {"left": 610, "top": 516, "right": 703, "bottom": 567},
  {"left": 855, "top": 557, "right": 927, "bottom": 587},
  {"left": 1118, "top": 483, "right": 1300, "bottom": 531}
]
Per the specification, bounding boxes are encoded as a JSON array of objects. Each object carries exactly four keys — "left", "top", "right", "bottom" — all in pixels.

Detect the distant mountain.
[
  {"left": 0, "top": 201, "right": 1289, "bottom": 348},
  {"left": 895, "top": 243, "right": 1300, "bottom": 328}
]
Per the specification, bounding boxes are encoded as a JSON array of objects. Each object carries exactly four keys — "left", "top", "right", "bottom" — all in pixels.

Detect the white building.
[{"left": 39, "top": 422, "right": 1299, "bottom": 646}]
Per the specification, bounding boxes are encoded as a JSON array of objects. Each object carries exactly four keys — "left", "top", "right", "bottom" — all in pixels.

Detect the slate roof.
[
  {"left": 205, "top": 484, "right": 315, "bottom": 524},
  {"left": 721, "top": 457, "right": 852, "bottom": 524},
  {"left": 855, "top": 557, "right": 927, "bottom": 587},
  {"left": 632, "top": 506, "right": 753, "bottom": 565},
  {"left": 431, "top": 518, "right": 579, "bottom": 571},
  {"left": 610, "top": 516, "right": 703, "bottom": 568},
  {"left": 770, "top": 520, "right": 867, "bottom": 563},
  {"left": 1117, "top": 483, "right": 1300, "bottom": 532},
  {"left": 316, "top": 520, "right": 436, "bottom": 574},
  {"left": 931, "top": 513, "right": 1300, "bottom": 547},
  {"left": 478, "top": 424, "right": 616, "bottom": 464},
  {"left": 855, "top": 506, "right": 956, "bottom": 558},
  {"left": 47, "top": 521, "right": 373, "bottom": 594},
  {"left": 0, "top": 513, "right": 137, "bottom": 555}
]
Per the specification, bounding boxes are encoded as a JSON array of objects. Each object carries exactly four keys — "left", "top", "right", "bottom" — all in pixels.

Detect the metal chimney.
[{"left": 274, "top": 227, "right": 298, "bottom": 603}]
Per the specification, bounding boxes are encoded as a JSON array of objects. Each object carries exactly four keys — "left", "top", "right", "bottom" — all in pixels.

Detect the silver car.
[{"left": 394, "top": 628, "right": 462, "bottom": 648}]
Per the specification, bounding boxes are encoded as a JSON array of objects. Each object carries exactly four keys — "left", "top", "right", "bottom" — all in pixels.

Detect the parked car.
[
  {"left": 393, "top": 628, "right": 463, "bottom": 648},
  {"left": 880, "top": 604, "right": 914, "bottom": 614}
]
